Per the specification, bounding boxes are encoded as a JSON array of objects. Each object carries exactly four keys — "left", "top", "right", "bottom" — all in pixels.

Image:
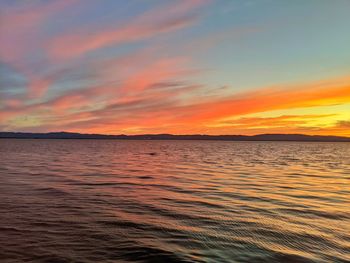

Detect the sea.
[{"left": 0, "top": 139, "right": 349, "bottom": 263}]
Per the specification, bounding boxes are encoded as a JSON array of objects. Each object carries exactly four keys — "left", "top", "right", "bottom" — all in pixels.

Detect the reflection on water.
[{"left": 0, "top": 139, "right": 349, "bottom": 263}]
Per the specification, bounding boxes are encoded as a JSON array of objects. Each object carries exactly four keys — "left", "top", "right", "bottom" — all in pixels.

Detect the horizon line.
[{"left": 1, "top": 131, "right": 350, "bottom": 141}]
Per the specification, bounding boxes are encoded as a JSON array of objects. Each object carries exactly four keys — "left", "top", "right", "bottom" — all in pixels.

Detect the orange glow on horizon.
[{"left": 1, "top": 0, "right": 349, "bottom": 136}]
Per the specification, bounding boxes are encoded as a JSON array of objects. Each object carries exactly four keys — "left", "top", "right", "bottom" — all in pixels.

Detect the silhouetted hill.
[{"left": 0, "top": 132, "right": 349, "bottom": 142}]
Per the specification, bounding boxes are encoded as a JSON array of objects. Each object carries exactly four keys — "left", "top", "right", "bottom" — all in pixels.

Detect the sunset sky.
[{"left": 1, "top": 0, "right": 349, "bottom": 136}]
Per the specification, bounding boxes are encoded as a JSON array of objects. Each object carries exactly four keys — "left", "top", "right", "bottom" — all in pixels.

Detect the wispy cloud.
[
  {"left": 1, "top": 0, "right": 349, "bottom": 136},
  {"left": 0, "top": 0, "right": 78, "bottom": 62},
  {"left": 48, "top": 0, "right": 208, "bottom": 60},
  {"left": 0, "top": 0, "right": 81, "bottom": 99},
  {"left": 2, "top": 74, "right": 349, "bottom": 135}
]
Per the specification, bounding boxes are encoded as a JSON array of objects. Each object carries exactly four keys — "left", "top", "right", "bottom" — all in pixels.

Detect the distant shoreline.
[{"left": 1, "top": 132, "right": 349, "bottom": 142}]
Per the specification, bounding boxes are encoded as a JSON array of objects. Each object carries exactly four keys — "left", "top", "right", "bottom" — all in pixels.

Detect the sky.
[{"left": 0, "top": 0, "right": 349, "bottom": 136}]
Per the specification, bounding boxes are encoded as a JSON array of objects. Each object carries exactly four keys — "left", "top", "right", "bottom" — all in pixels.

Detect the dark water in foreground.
[{"left": 0, "top": 140, "right": 349, "bottom": 263}]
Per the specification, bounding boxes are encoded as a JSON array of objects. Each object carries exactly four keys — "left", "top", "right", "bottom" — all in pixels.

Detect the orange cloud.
[
  {"left": 177, "top": 76, "right": 350, "bottom": 125},
  {"left": 83, "top": 75, "right": 350, "bottom": 135},
  {"left": 119, "top": 57, "right": 191, "bottom": 94},
  {"left": 217, "top": 114, "right": 337, "bottom": 127},
  {"left": 2, "top": 54, "right": 349, "bottom": 137}
]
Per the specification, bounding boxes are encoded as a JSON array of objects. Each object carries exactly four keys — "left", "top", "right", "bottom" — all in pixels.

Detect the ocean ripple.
[{"left": 0, "top": 139, "right": 349, "bottom": 262}]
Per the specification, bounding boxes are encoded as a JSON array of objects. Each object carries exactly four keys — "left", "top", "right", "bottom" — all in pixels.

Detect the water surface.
[{"left": 0, "top": 139, "right": 349, "bottom": 262}]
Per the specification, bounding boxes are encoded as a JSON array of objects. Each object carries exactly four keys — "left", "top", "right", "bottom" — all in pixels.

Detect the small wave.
[
  {"left": 270, "top": 253, "right": 315, "bottom": 263},
  {"left": 1, "top": 140, "right": 349, "bottom": 262},
  {"left": 117, "top": 246, "right": 197, "bottom": 263}
]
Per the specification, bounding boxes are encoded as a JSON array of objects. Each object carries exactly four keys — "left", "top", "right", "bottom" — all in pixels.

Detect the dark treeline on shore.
[{"left": 1, "top": 132, "right": 349, "bottom": 142}]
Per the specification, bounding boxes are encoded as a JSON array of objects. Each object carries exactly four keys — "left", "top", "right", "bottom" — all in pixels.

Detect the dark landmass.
[{"left": 0, "top": 132, "right": 349, "bottom": 142}]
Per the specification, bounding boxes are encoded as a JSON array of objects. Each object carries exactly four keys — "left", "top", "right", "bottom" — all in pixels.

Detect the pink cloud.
[
  {"left": 0, "top": 0, "right": 78, "bottom": 63},
  {"left": 48, "top": 0, "right": 208, "bottom": 60},
  {"left": 2, "top": 74, "right": 350, "bottom": 135},
  {"left": 0, "top": 0, "right": 82, "bottom": 101}
]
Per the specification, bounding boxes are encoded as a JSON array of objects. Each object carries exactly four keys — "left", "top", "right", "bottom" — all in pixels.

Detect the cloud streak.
[
  {"left": 1, "top": 0, "right": 349, "bottom": 136},
  {"left": 48, "top": 0, "right": 207, "bottom": 60},
  {"left": 2, "top": 74, "right": 349, "bottom": 136}
]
